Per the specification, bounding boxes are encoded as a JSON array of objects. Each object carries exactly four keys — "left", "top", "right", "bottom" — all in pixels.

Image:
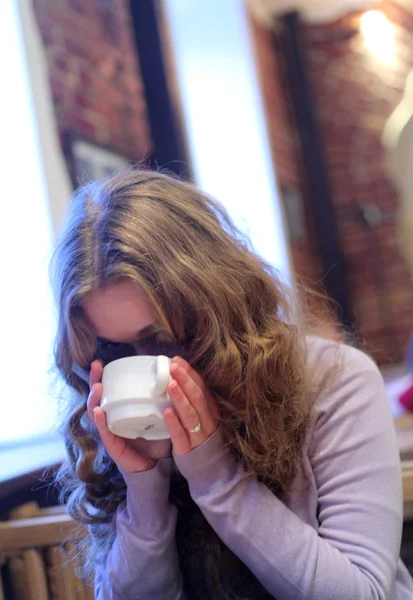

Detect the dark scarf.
[{"left": 170, "top": 472, "right": 276, "bottom": 600}]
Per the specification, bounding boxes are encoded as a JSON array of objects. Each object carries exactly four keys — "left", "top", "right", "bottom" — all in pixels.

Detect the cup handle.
[{"left": 152, "top": 355, "right": 171, "bottom": 396}]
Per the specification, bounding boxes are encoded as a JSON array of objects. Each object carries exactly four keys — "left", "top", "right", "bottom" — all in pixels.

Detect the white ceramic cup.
[{"left": 101, "top": 355, "right": 172, "bottom": 440}]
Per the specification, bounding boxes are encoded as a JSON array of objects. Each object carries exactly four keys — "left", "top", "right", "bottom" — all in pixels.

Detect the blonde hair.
[{"left": 52, "top": 169, "right": 314, "bottom": 598}]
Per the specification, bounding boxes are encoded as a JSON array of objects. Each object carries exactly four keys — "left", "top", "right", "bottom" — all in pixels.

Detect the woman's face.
[
  {"left": 83, "top": 280, "right": 156, "bottom": 345},
  {"left": 81, "top": 280, "right": 188, "bottom": 370}
]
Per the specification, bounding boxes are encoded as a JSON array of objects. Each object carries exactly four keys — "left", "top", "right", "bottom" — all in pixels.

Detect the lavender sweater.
[{"left": 94, "top": 338, "right": 413, "bottom": 599}]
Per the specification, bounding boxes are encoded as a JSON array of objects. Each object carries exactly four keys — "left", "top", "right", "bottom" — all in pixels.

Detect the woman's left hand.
[{"left": 164, "top": 356, "right": 220, "bottom": 456}]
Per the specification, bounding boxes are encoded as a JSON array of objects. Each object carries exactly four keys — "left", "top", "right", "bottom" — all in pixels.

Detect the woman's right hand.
[{"left": 87, "top": 361, "right": 172, "bottom": 473}]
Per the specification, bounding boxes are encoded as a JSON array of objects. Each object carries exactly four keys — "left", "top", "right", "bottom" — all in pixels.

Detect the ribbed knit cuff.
[
  {"left": 173, "top": 428, "right": 239, "bottom": 497},
  {"left": 121, "top": 457, "right": 173, "bottom": 518}
]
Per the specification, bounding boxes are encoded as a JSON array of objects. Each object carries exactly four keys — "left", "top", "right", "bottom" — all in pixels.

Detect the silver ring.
[{"left": 189, "top": 422, "right": 202, "bottom": 433}]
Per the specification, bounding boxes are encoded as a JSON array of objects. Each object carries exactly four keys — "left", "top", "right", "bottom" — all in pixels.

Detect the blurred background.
[{"left": 1, "top": 0, "right": 413, "bottom": 595}]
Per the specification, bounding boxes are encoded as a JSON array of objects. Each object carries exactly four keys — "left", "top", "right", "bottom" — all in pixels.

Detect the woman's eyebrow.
[
  {"left": 135, "top": 324, "right": 158, "bottom": 339},
  {"left": 97, "top": 325, "right": 158, "bottom": 345}
]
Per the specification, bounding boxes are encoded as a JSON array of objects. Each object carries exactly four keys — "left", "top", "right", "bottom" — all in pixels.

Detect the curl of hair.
[{"left": 52, "top": 169, "right": 317, "bottom": 599}]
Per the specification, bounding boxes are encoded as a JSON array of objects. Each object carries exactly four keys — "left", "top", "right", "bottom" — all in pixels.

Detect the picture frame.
[{"left": 63, "top": 131, "right": 131, "bottom": 189}]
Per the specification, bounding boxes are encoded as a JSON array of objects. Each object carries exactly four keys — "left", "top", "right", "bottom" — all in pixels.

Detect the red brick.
[
  {"left": 33, "top": 0, "right": 152, "bottom": 162},
  {"left": 249, "top": 0, "right": 413, "bottom": 364},
  {"left": 65, "top": 0, "right": 91, "bottom": 14}
]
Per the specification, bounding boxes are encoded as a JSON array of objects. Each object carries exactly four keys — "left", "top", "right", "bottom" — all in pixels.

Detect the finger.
[
  {"left": 170, "top": 363, "right": 215, "bottom": 430},
  {"left": 164, "top": 407, "right": 190, "bottom": 456},
  {"left": 87, "top": 382, "right": 103, "bottom": 424},
  {"left": 171, "top": 357, "right": 219, "bottom": 420},
  {"left": 94, "top": 408, "right": 152, "bottom": 472},
  {"left": 167, "top": 380, "right": 201, "bottom": 434},
  {"left": 94, "top": 407, "right": 131, "bottom": 463},
  {"left": 89, "top": 360, "right": 103, "bottom": 389},
  {"left": 94, "top": 407, "right": 123, "bottom": 460},
  {"left": 171, "top": 356, "right": 206, "bottom": 391}
]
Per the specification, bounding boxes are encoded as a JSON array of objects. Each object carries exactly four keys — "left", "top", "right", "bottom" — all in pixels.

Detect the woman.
[{"left": 52, "top": 169, "right": 413, "bottom": 599}]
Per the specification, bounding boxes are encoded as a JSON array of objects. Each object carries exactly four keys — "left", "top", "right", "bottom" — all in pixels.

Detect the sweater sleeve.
[
  {"left": 174, "top": 344, "right": 405, "bottom": 600},
  {"left": 94, "top": 457, "right": 186, "bottom": 600}
]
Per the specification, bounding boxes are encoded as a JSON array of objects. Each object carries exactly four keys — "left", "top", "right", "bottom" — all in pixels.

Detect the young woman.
[{"left": 52, "top": 170, "right": 413, "bottom": 599}]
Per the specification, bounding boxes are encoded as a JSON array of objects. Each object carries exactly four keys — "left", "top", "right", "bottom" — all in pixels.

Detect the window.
[
  {"left": 0, "top": 0, "right": 71, "bottom": 476},
  {"left": 164, "top": 0, "right": 291, "bottom": 279}
]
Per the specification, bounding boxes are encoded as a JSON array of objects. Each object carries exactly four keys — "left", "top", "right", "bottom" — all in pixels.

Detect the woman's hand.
[
  {"left": 87, "top": 360, "right": 172, "bottom": 473},
  {"left": 164, "top": 356, "right": 220, "bottom": 456}
]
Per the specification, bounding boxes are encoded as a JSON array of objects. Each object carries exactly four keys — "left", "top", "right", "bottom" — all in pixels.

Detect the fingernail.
[{"left": 170, "top": 363, "right": 178, "bottom": 373}]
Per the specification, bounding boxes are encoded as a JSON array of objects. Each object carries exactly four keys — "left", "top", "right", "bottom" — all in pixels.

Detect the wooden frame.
[
  {"left": 62, "top": 131, "right": 131, "bottom": 190},
  {"left": 0, "top": 513, "right": 81, "bottom": 551},
  {"left": 0, "top": 504, "right": 91, "bottom": 600}
]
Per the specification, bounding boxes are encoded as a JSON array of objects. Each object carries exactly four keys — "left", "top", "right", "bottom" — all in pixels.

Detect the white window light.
[
  {"left": 0, "top": 0, "right": 71, "bottom": 453},
  {"left": 164, "top": 0, "right": 291, "bottom": 281},
  {"left": 360, "top": 10, "right": 395, "bottom": 65}
]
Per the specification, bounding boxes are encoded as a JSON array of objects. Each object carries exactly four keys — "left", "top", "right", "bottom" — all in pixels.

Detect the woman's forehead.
[{"left": 82, "top": 280, "right": 156, "bottom": 343}]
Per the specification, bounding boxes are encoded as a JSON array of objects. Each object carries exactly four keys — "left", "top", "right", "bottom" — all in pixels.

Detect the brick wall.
[
  {"left": 250, "top": 18, "right": 324, "bottom": 289},
  {"left": 250, "top": 1, "right": 413, "bottom": 364},
  {"left": 32, "top": 0, "right": 151, "bottom": 165}
]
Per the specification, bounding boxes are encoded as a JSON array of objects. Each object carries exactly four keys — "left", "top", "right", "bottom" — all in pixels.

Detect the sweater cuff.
[
  {"left": 121, "top": 457, "right": 173, "bottom": 518},
  {"left": 173, "top": 427, "right": 241, "bottom": 496}
]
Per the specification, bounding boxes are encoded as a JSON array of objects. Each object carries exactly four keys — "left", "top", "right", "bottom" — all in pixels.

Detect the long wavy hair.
[{"left": 51, "top": 169, "right": 317, "bottom": 599}]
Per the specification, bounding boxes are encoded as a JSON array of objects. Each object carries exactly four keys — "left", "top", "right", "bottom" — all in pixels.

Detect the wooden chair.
[
  {"left": 403, "top": 461, "right": 413, "bottom": 520},
  {"left": 0, "top": 502, "right": 94, "bottom": 600},
  {"left": 1, "top": 458, "right": 412, "bottom": 599}
]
